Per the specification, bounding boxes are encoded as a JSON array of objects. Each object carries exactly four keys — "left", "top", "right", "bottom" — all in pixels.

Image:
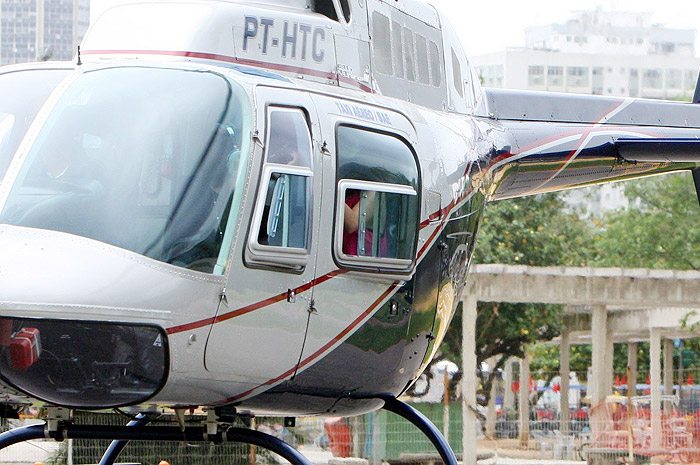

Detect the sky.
[{"left": 89, "top": 0, "right": 700, "bottom": 57}]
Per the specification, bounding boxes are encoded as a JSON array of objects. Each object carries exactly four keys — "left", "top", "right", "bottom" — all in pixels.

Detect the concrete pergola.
[{"left": 460, "top": 264, "right": 700, "bottom": 465}]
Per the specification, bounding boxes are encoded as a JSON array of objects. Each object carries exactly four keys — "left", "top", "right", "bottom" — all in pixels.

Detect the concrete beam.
[
  {"left": 466, "top": 265, "right": 700, "bottom": 308},
  {"left": 557, "top": 307, "right": 700, "bottom": 345}
]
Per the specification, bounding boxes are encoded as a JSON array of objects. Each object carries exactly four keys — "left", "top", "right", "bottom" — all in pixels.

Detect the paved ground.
[
  {"left": 0, "top": 439, "right": 60, "bottom": 464},
  {"left": 478, "top": 458, "right": 584, "bottom": 465}
]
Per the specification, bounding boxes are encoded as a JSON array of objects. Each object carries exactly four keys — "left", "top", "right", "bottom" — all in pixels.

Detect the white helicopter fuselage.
[{"left": 1, "top": 0, "right": 699, "bottom": 417}]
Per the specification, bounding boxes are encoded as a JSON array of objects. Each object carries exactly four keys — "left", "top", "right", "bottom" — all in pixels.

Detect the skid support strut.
[
  {"left": 380, "top": 396, "right": 458, "bottom": 465},
  {"left": 98, "top": 413, "right": 149, "bottom": 465},
  {"left": 0, "top": 423, "right": 312, "bottom": 465}
]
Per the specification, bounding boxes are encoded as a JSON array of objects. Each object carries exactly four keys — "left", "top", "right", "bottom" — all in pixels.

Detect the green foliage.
[
  {"left": 530, "top": 343, "right": 593, "bottom": 381},
  {"left": 474, "top": 193, "right": 595, "bottom": 267},
  {"left": 593, "top": 172, "right": 700, "bottom": 270},
  {"left": 593, "top": 173, "right": 700, "bottom": 371},
  {"left": 438, "top": 172, "right": 700, "bottom": 401},
  {"left": 439, "top": 193, "right": 595, "bottom": 400}
]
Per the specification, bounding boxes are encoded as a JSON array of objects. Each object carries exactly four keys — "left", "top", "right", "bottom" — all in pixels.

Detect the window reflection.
[
  {"left": 254, "top": 107, "right": 313, "bottom": 254},
  {"left": 336, "top": 126, "right": 419, "bottom": 271},
  {"left": 0, "top": 69, "right": 70, "bottom": 181},
  {"left": 341, "top": 186, "right": 416, "bottom": 261},
  {"left": 0, "top": 67, "right": 251, "bottom": 274}
]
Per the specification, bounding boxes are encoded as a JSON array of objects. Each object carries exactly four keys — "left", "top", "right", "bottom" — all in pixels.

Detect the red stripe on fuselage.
[
  {"left": 81, "top": 49, "right": 374, "bottom": 93},
  {"left": 209, "top": 282, "right": 399, "bottom": 405},
  {"left": 166, "top": 269, "right": 346, "bottom": 335}
]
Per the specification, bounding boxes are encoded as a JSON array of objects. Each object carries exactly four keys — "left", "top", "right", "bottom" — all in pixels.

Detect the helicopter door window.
[
  {"left": 247, "top": 107, "right": 313, "bottom": 270},
  {"left": 334, "top": 125, "right": 420, "bottom": 274}
]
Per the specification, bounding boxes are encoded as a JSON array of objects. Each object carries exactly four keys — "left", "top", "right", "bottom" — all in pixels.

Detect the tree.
[
  {"left": 593, "top": 172, "right": 700, "bottom": 270},
  {"left": 593, "top": 173, "right": 700, "bottom": 371},
  {"left": 438, "top": 193, "right": 595, "bottom": 402},
  {"left": 438, "top": 173, "right": 700, "bottom": 404}
]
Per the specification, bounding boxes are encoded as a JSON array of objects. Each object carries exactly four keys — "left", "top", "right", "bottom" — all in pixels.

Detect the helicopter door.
[
  {"left": 204, "top": 89, "right": 322, "bottom": 387},
  {"left": 289, "top": 96, "right": 423, "bottom": 402}
]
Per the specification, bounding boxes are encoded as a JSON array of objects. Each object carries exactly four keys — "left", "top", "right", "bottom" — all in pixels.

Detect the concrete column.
[
  {"left": 627, "top": 342, "right": 638, "bottom": 398},
  {"left": 605, "top": 329, "right": 615, "bottom": 396},
  {"left": 590, "top": 305, "right": 608, "bottom": 404},
  {"left": 36, "top": 0, "right": 45, "bottom": 60},
  {"left": 462, "top": 294, "right": 478, "bottom": 465},
  {"left": 650, "top": 328, "right": 662, "bottom": 449},
  {"left": 486, "top": 373, "right": 497, "bottom": 439},
  {"left": 663, "top": 338, "right": 675, "bottom": 410},
  {"left": 519, "top": 349, "right": 531, "bottom": 447},
  {"left": 560, "top": 330, "right": 571, "bottom": 435},
  {"left": 371, "top": 412, "right": 382, "bottom": 465},
  {"left": 503, "top": 359, "right": 515, "bottom": 410},
  {"left": 663, "top": 339, "right": 674, "bottom": 395},
  {"left": 72, "top": 0, "right": 80, "bottom": 54}
]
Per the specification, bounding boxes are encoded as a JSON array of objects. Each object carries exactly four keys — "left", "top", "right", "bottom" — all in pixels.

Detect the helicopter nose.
[
  {"left": 0, "top": 224, "right": 223, "bottom": 408},
  {"left": 0, "top": 224, "right": 220, "bottom": 320}
]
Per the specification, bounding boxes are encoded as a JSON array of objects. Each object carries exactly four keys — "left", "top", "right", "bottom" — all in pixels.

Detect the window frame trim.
[
  {"left": 245, "top": 106, "right": 314, "bottom": 271},
  {"left": 334, "top": 179, "right": 418, "bottom": 272}
]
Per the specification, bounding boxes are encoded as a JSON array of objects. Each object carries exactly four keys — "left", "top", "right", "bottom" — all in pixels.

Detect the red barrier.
[
  {"left": 324, "top": 418, "right": 351, "bottom": 457},
  {"left": 589, "top": 402, "right": 700, "bottom": 463}
]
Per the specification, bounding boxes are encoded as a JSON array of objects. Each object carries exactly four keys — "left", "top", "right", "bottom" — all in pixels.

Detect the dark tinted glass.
[
  {"left": 337, "top": 126, "right": 418, "bottom": 189},
  {"left": 0, "top": 318, "right": 168, "bottom": 408}
]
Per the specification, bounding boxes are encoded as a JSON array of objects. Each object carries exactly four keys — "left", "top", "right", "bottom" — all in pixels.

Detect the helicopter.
[{"left": 1, "top": 0, "right": 700, "bottom": 463}]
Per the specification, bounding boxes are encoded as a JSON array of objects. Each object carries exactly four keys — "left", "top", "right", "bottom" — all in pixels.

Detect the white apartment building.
[{"left": 474, "top": 9, "right": 700, "bottom": 100}]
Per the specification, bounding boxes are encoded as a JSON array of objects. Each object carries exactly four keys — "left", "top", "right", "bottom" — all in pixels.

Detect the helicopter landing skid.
[
  {"left": 99, "top": 413, "right": 148, "bottom": 465},
  {"left": 379, "top": 396, "right": 459, "bottom": 465},
  {"left": 0, "top": 397, "right": 457, "bottom": 465},
  {"left": 0, "top": 422, "right": 312, "bottom": 465}
]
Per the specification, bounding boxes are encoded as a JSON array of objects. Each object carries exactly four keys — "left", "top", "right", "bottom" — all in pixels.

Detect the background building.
[
  {"left": 474, "top": 8, "right": 700, "bottom": 212},
  {"left": 474, "top": 8, "right": 700, "bottom": 100},
  {"left": 1, "top": 0, "right": 90, "bottom": 65}
]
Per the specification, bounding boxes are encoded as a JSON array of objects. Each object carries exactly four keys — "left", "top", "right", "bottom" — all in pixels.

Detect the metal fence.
[{"left": 1, "top": 367, "right": 699, "bottom": 465}]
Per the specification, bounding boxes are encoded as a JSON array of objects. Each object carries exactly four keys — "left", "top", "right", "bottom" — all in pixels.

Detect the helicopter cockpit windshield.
[
  {"left": 0, "top": 66, "right": 252, "bottom": 275},
  {"left": 0, "top": 68, "right": 71, "bottom": 181}
]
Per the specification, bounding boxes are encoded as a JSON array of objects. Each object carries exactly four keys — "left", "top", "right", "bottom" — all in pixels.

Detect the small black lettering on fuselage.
[
  {"left": 243, "top": 16, "right": 325, "bottom": 63},
  {"left": 334, "top": 101, "right": 392, "bottom": 126}
]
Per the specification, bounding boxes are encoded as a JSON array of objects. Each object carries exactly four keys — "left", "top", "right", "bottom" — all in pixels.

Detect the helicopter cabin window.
[
  {"left": 372, "top": 12, "right": 392, "bottom": 76},
  {"left": 415, "top": 34, "right": 430, "bottom": 85},
  {"left": 0, "top": 67, "right": 251, "bottom": 276},
  {"left": 248, "top": 107, "right": 313, "bottom": 270},
  {"left": 451, "top": 48, "right": 464, "bottom": 98},
  {"left": 403, "top": 28, "right": 416, "bottom": 82},
  {"left": 313, "top": 0, "right": 337, "bottom": 21},
  {"left": 392, "top": 21, "right": 405, "bottom": 79},
  {"left": 335, "top": 126, "right": 419, "bottom": 274},
  {"left": 429, "top": 40, "right": 442, "bottom": 86}
]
